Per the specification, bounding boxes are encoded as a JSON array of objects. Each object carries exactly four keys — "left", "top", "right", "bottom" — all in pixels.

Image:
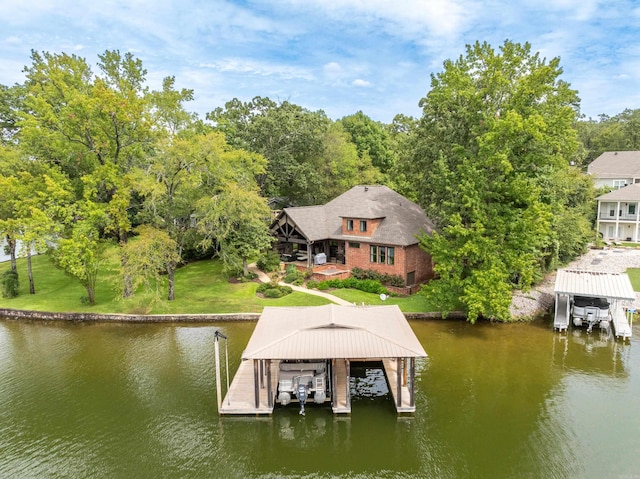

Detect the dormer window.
[
  {"left": 347, "top": 219, "right": 354, "bottom": 231},
  {"left": 360, "top": 220, "right": 367, "bottom": 232}
]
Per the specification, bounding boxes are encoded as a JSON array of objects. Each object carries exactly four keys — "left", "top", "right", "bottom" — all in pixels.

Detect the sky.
[{"left": 0, "top": 0, "right": 639, "bottom": 123}]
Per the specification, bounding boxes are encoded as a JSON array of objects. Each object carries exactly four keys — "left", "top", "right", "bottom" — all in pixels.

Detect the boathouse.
[
  {"left": 553, "top": 269, "right": 636, "bottom": 340},
  {"left": 219, "top": 304, "right": 427, "bottom": 415}
]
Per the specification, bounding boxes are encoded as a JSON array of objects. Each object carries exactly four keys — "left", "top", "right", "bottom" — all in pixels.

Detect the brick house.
[{"left": 270, "top": 185, "right": 435, "bottom": 289}]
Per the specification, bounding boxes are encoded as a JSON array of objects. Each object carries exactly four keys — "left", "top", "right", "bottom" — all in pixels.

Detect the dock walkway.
[
  {"left": 219, "top": 360, "right": 278, "bottom": 415},
  {"left": 612, "top": 307, "right": 633, "bottom": 340},
  {"left": 382, "top": 359, "right": 416, "bottom": 413},
  {"left": 554, "top": 294, "right": 569, "bottom": 332}
]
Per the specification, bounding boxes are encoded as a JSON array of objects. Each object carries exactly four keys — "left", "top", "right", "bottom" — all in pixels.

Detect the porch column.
[
  {"left": 636, "top": 202, "right": 640, "bottom": 242},
  {"left": 616, "top": 201, "right": 621, "bottom": 240}
]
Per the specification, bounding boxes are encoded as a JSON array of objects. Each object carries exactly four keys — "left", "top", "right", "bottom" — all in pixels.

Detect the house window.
[
  {"left": 387, "top": 247, "right": 395, "bottom": 265},
  {"left": 347, "top": 219, "right": 353, "bottom": 231},
  {"left": 360, "top": 220, "right": 367, "bottom": 232},
  {"left": 407, "top": 271, "right": 415, "bottom": 286},
  {"left": 613, "top": 180, "right": 628, "bottom": 189},
  {"left": 379, "top": 246, "right": 386, "bottom": 264},
  {"left": 610, "top": 209, "right": 615, "bottom": 217},
  {"left": 370, "top": 245, "right": 377, "bottom": 262},
  {"left": 630, "top": 204, "right": 636, "bottom": 215},
  {"left": 348, "top": 242, "right": 360, "bottom": 248}
]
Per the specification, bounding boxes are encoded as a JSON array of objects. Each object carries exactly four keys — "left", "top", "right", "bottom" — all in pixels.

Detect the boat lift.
[{"left": 554, "top": 269, "right": 636, "bottom": 341}]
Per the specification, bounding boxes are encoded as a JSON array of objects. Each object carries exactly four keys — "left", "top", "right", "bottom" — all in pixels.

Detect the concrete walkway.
[{"left": 249, "top": 264, "right": 354, "bottom": 306}]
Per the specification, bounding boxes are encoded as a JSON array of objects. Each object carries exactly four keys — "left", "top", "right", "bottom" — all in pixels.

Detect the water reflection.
[{"left": 0, "top": 318, "right": 638, "bottom": 478}]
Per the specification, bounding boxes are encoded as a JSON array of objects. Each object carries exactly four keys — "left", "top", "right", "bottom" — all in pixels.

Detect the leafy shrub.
[
  {"left": 1, "top": 270, "right": 19, "bottom": 298},
  {"left": 306, "top": 280, "right": 319, "bottom": 289},
  {"left": 349, "top": 267, "right": 404, "bottom": 287},
  {"left": 257, "top": 251, "right": 281, "bottom": 273},
  {"left": 283, "top": 264, "right": 304, "bottom": 284},
  {"left": 315, "top": 277, "right": 389, "bottom": 295},
  {"left": 256, "top": 282, "right": 292, "bottom": 298}
]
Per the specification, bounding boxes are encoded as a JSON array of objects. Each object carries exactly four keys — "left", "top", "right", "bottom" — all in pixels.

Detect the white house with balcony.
[
  {"left": 587, "top": 151, "right": 640, "bottom": 189},
  {"left": 596, "top": 183, "right": 640, "bottom": 242}
]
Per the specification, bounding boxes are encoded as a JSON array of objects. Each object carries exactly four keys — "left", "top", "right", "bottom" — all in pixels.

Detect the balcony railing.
[{"left": 599, "top": 213, "right": 640, "bottom": 221}]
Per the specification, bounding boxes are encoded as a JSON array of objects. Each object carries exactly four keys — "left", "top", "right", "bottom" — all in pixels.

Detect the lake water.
[{"left": 0, "top": 317, "right": 638, "bottom": 478}]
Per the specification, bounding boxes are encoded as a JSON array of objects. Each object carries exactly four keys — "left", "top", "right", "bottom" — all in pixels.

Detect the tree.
[
  {"left": 49, "top": 200, "right": 107, "bottom": 305},
  {"left": 209, "top": 96, "right": 331, "bottom": 205},
  {"left": 196, "top": 182, "right": 273, "bottom": 276},
  {"left": 408, "top": 40, "right": 583, "bottom": 322},
  {"left": 121, "top": 225, "right": 181, "bottom": 301},
  {"left": 339, "top": 111, "right": 396, "bottom": 173}
]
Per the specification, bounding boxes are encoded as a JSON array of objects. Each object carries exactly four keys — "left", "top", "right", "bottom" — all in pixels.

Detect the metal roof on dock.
[
  {"left": 242, "top": 304, "right": 427, "bottom": 360},
  {"left": 554, "top": 269, "right": 636, "bottom": 300}
]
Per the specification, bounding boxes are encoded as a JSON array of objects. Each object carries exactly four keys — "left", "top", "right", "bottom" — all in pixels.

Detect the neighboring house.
[
  {"left": 595, "top": 183, "right": 640, "bottom": 242},
  {"left": 270, "top": 185, "right": 436, "bottom": 289},
  {"left": 587, "top": 151, "right": 640, "bottom": 189}
]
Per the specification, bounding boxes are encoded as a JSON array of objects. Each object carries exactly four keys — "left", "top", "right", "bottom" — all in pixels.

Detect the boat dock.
[
  {"left": 554, "top": 269, "right": 635, "bottom": 341},
  {"left": 217, "top": 305, "right": 427, "bottom": 416}
]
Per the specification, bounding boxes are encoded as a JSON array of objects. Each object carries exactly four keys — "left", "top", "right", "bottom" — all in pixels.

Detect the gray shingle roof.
[
  {"left": 587, "top": 151, "right": 640, "bottom": 178},
  {"left": 281, "top": 185, "right": 434, "bottom": 246},
  {"left": 596, "top": 183, "right": 640, "bottom": 201}
]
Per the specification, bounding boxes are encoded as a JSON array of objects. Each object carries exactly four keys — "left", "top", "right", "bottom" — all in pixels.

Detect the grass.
[
  {"left": 626, "top": 268, "right": 640, "bottom": 292},
  {"left": 0, "top": 252, "right": 329, "bottom": 314},
  {"left": 0, "top": 246, "right": 438, "bottom": 314},
  {"left": 323, "top": 288, "right": 434, "bottom": 312}
]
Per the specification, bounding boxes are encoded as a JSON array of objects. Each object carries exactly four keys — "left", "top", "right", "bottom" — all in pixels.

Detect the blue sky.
[{"left": 1, "top": 0, "right": 639, "bottom": 123}]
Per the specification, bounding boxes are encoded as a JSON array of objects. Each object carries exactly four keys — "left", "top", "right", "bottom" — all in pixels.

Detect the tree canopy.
[{"left": 406, "top": 40, "right": 591, "bottom": 322}]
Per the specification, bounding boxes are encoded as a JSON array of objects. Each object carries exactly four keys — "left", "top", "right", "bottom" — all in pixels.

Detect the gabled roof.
[
  {"left": 554, "top": 269, "right": 636, "bottom": 301},
  {"left": 274, "top": 185, "right": 435, "bottom": 246},
  {"left": 242, "top": 304, "right": 427, "bottom": 360},
  {"left": 596, "top": 183, "right": 640, "bottom": 201},
  {"left": 588, "top": 151, "right": 640, "bottom": 178}
]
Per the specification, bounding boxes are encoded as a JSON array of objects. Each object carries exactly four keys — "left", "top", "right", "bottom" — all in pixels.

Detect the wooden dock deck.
[
  {"left": 554, "top": 294, "right": 570, "bottom": 332},
  {"left": 219, "top": 360, "right": 278, "bottom": 415},
  {"left": 332, "top": 359, "right": 351, "bottom": 414},
  {"left": 382, "top": 358, "right": 416, "bottom": 413},
  {"left": 612, "top": 307, "right": 633, "bottom": 340}
]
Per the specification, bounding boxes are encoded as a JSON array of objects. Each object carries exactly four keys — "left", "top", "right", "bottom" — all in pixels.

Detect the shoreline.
[{"left": 3, "top": 247, "right": 638, "bottom": 323}]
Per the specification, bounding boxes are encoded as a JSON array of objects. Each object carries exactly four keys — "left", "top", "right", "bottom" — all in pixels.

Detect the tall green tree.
[
  {"left": 409, "top": 40, "right": 583, "bottom": 322},
  {"left": 209, "top": 96, "right": 331, "bottom": 205},
  {"left": 339, "top": 111, "right": 396, "bottom": 174}
]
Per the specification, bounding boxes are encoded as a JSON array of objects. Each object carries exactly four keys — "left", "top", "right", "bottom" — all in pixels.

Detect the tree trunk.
[
  {"left": 27, "top": 247, "right": 35, "bottom": 294},
  {"left": 243, "top": 257, "right": 249, "bottom": 277},
  {"left": 6, "top": 235, "right": 17, "bottom": 272},
  {"left": 86, "top": 285, "right": 95, "bottom": 305},
  {"left": 167, "top": 265, "right": 175, "bottom": 301},
  {"left": 120, "top": 233, "right": 133, "bottom": 298}
]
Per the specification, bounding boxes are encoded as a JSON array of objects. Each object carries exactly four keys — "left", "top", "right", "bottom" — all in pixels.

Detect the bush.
[
  {"left": 306, "top": 280, "right": 319, "bottom": 290},
  {"left": 1, "top": 270, "right": 19, "bottom": 298},
  {"left": 314, "top": 277, "right": 389, "bottom": 295},
  {"left": 259, "top": 284, "right": 293, "bottom": 299},
  {"left": 257, "top": 251, "right": 281, "bottom": 273},
  {"left": 283, "top": 264, "right": 304, "bottom": 284},
  {"left": 348, "top": 267, "right": 404, "bottom": 287}
]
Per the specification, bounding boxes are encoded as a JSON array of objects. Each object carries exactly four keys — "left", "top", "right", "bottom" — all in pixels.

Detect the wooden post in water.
[
  {"left": 214, "top": 330, "right": 227, "bottom": 414},
  {"left": 396, "top": 357, "right": 402, "bottom": 408}
]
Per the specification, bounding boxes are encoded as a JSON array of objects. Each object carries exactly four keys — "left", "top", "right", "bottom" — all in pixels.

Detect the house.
[
  {"left": 587, "top": 151, "right": 640, "bottom": 189},
  {"left": 595, "top": 183, "right": 640, "bottom": 242},
  {"left": 270, "top": 185, "right": 436, "bottom": 291}
]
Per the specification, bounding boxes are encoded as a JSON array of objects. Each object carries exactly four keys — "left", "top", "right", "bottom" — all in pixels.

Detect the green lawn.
[
  {"left": 0, "top": 253, "right": 329, "bottom": 314},
  {"left": 0, "top": 249, "right": 439, "bottom": 314},
  {"left": 626, "top": 268, "right": 640, "bottom": 292}
]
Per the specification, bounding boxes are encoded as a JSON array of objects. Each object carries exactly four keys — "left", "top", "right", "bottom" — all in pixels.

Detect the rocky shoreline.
[{"left": 510, "top": 247, "right": 640, "bottom": 319}]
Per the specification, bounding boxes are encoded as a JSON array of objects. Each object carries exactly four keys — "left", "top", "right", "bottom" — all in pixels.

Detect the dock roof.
[
  {"left": 554, "top": 269, "right": 636, "bottom": 300},
  {"left": 242, "top": 304, "right": 427, "bottom": 360}
]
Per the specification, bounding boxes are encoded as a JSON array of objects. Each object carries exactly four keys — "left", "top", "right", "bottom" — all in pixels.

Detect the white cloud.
[
  {"left": 201, "top": 58, "right": 314, "bottom": 81},
  {"left": 352, "top": 79, "right": 372, "bottom": 88}
]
